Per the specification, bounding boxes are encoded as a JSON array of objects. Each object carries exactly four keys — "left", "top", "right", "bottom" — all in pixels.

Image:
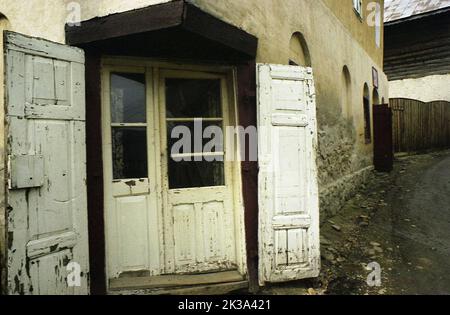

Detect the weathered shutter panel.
[
  {"left": 5, "top": 32, "right": 89, "bottom": 295},
  {"left": 257, "top": 64, "right": 320, "bottom": 285}
]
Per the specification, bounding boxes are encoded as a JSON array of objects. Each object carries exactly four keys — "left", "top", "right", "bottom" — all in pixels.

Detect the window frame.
[
  {"left": 159, "top": 69, "right": 233, "bottom": 191},
  {"left": 109, "top": 71, "right": 149, "bottom": 180}
]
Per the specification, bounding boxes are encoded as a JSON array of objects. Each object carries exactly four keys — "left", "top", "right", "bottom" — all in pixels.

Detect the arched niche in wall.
[
  {"left": 0, "top": 13, "right": 10, "bottom": 95},
  {"left": 289, "top": 32, "right": 311, "bottom": 67},
  {"left": 363, "top": 83, "right": 372, "bottom": 144},
  {"left": 0, "top": 13, "right": 10, "bottom": 52},
  {"left": 0, "top": 13, "right": 9, "bottom": 30},
  {"left": 342, "top": 66, "right": 352, "bottom": 119},
  {"left": 373, "top": 88, "right": 380, "bottom": 105}
]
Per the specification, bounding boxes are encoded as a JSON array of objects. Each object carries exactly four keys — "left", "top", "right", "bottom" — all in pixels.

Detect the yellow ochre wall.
[{"left": 0, "top": 0, "right": 388, "bottom": 218}]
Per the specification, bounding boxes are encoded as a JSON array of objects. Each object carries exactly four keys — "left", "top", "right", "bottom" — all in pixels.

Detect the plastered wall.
[
  {"left": 389, "top": 75, "right": 450, "bottom": 103},
  {"left": 186, "top": 0, "right": 388, "bottom": 206}
]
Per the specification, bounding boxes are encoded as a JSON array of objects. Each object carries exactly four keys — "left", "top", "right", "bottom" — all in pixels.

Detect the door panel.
[
  {"left": 116, "top": 196, "right": 150, "bottom": 270},
  {"left": 5, "top": 31, "right": 89, "bottom": 295},
  {"left": 166, "top": 189, "right": 236, "bottom": 274},
  {"left": 257, "top": 64, "right": 320, "bottom": 285},
  {"left": 103, "top": 65, "right": 241, "bottom": 284},
  {"left": 160, "top": 71, "right": 237, "bottom": 275}
]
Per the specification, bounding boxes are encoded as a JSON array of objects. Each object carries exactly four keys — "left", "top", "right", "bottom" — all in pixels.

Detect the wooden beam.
[
  {"left": 385, "top": 37, "right": 450, "bottom": 58},
  {"left": 65, "top": 1, "right": 185, "bottom": 45},
  {"left": 385, "top": 45, "right": 450, "bottom": 64},
  {"left": 385, "top": 57, "right": 450, "bottom": 73},
  {"left": 387, "top": 68, "right": 450, "bottom": 81},
  {"left": 110, "top": 281, "right": 249, "bottom": 295},
  {"left": 65, "top": 1, "right": 257, "bottom": 59},
  {"left": 109, "top": 270, "right": 245, "bottom": 291},
  {"left": 182, "top": 3, "right": 258, "bottom": 59},
  {"left": 84, "top": 50, "right": 107, "bottom": 295}
]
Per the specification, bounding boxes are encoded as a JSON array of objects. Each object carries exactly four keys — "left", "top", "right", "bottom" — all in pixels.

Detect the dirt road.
[
  {"left": 262, "top": 150, "right": 450, "bottom": 295},
  {"left": 323, "top": 151, "right": 450, "bottom": 295},
  {"left": 382, "top": 152, "right": 450, "bottom": 294}
]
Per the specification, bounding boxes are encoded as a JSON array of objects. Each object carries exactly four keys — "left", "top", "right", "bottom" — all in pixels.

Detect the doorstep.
[{"left": 108, "top": 270, "right": 248, "bottom": 295}]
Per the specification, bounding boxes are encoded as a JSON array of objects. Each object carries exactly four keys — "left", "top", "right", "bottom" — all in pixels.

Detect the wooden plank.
[
  {"left": 257, "top": 64, "right": 320, "bottom": 285},
  {"left": 236, "top": 62, "right": 259, "bottom": 293},
  {"left": 109, "top": 271, "right": 244, "bottom": 291},
  {"left": 5, "top": 31, "right": 89, "bottom": 295},
  {"left": 84, "top": 50, "right": 107, "bottom": 295},
  {"left": 110, "top": 281, "right": 249, "bottom": 295},
  {"left": 391, "top": 98, "right": 450, "bottom": 154},
  {"left": 5, "top": 31, "right": 84, "bottom": 64}
]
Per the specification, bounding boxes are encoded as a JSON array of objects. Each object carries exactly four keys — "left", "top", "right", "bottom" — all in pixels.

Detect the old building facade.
[{"left": 0, "top": 0, "right": 388, "bottom": 294}]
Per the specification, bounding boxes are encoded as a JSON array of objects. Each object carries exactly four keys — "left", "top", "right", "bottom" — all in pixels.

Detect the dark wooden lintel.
[
  {"left": 65, "top": 1, "right": 185, "bottom": 45},
  {"left": 65, "top": 0, "right": 257, "bottom": 59}
]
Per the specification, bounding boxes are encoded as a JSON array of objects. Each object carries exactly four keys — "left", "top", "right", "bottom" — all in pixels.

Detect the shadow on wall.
[
  {"left": 289, "top": 32, "right": 311, "bottom": 67},
  {"left": 342, "top": 66, "right": 352, "bottom": 120},
  {"left": 373, "top": 88, "right": 380, "bottom": 105}
]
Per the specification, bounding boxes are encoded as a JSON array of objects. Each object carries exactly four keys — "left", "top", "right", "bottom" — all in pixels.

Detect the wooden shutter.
[
  {"left": 257, "top": 64, "right": 320, "bottom": 285},
  {"left": 5, "top": 32, "right": 89, "bottom": 295}
]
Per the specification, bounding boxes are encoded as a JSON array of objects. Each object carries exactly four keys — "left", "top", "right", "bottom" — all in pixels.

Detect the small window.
[
  {"left": 165, "top": 78, "right": 225, "bottom": 189},
  {"left": 110, "top": 73, "right": 148, "bottom": 180},
  {"left": 353, "top": 0, "right": 363, "bottom": 18}
]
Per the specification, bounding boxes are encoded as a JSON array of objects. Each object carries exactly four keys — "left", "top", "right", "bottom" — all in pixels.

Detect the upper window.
[
  {"left": 110, "top": 72, "right": 148, "bottom": 180},
  {"left": 353, "top": 0, "right": 363, "bottom": 18}
]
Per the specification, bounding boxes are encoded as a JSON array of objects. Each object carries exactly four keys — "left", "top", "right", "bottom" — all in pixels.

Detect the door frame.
[{"left": 100, "top": 57, "right": 248, "bottom": 289}]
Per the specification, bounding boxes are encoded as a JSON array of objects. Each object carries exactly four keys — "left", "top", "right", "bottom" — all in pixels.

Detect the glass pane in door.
[
  {"left": 111, "top": 73, "right": 146, "bottom": 123},
  {"left": 112, "top": 128, "right": 147, "bottom": 180},
  {"left": 165, "top": 78, "right": 225, "bottom": 189},
  {"left": 110, "top": 72, "right": 148, "bottom": 179},
  {"left": 165, "top": 79, "right": 222, "bottom": 118}
]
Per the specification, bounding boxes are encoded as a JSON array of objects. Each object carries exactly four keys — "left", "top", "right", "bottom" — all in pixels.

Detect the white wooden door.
[
  {"left": 257, "top": 64, "right": 320, "bottom": 285},
  {"left": 5, "top": 32, "right": 89, "bottom": 295},
  {"left": 102, "top": 65, "right": 241, "bottom": 281},
  {"left": 159, "top": 70, "right": 238, "bottom": 274},
  {"left": 102, "top": 67, "right": 162, "bottom": 279}
]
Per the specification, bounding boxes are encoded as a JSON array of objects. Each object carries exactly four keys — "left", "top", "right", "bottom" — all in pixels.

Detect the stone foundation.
[{"left": 319, "top": 166, "right": 374, "bottom": 224}]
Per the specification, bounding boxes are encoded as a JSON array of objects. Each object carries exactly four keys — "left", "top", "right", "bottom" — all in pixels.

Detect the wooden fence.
[{"left": 391, "top": 98, "right": 450, "bottom": 153}]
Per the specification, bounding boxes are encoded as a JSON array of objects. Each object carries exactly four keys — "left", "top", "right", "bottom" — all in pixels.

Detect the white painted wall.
[
  {"left": 389, "top": 74, "right": 450, "bottom": 102},
  {"left": 0, "top": 0, "right": 170, "bottom": 43}
]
